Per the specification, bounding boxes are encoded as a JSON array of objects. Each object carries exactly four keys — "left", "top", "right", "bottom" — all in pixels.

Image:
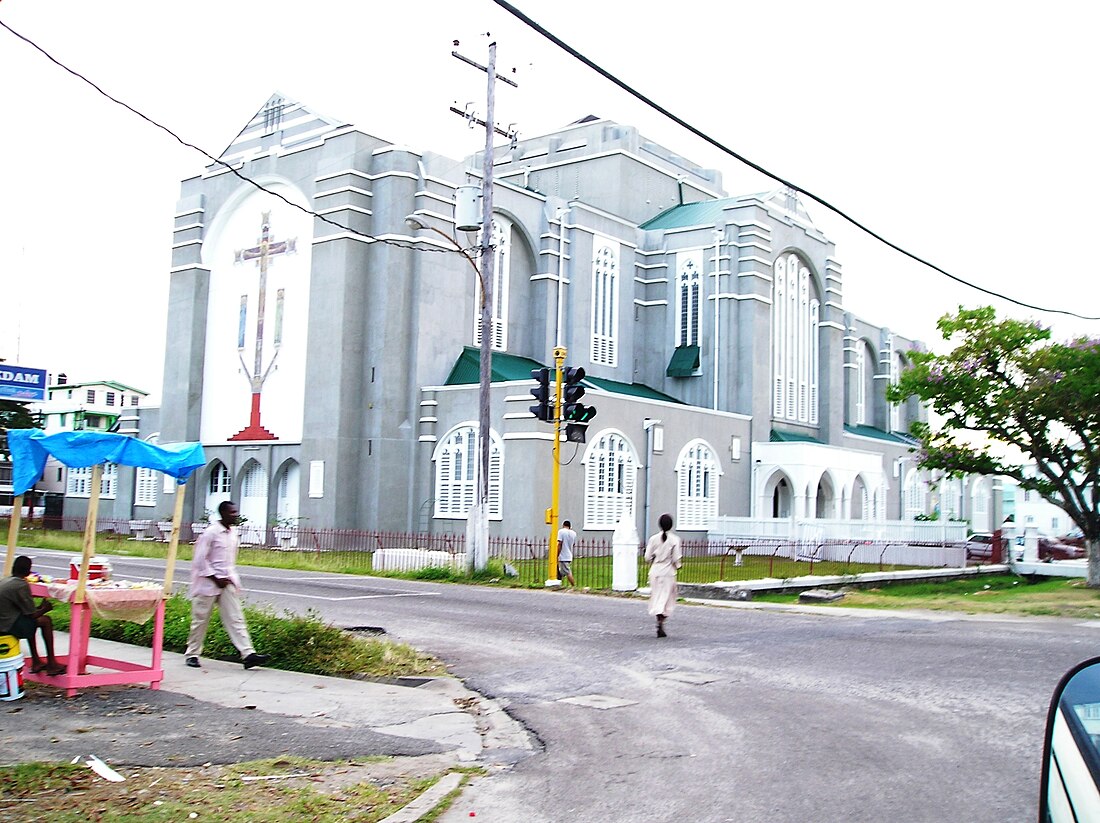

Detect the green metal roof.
[
  {"left": 843, "top": 424, "right": 914, "bottom": 444},
  {"left": 445, "top": 347, "right": 543, "bottom": 384},
  {"left": 641, "top": 198, "right": 738, "bottom": 231},
  {"left": 584, "top": 376, "right": 681, "bottom": 403},
  {"left": 444, "top": 347, "right": 681, "bottom": 403},
  {"left": 770, "top": 428, "right": 824, "bottom": 444}
]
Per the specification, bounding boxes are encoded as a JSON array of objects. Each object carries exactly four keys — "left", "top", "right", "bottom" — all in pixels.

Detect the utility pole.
[{"left": 449, "top": 37, "right": 518, "bottom": 571}]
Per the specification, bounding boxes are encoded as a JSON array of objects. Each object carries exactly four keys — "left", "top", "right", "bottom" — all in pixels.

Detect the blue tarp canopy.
[{"left": 7, "top": 429, "right": 206, "bottom": 495}]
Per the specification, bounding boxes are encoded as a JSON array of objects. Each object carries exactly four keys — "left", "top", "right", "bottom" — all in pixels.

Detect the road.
[{"left": 24, "top": 549, "right": 1100, "bottom": 822}]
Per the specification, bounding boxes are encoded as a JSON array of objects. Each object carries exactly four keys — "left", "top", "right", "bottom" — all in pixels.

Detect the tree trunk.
[{"left": 1088, "top": 539, "right": 1100, "bottom": 588}]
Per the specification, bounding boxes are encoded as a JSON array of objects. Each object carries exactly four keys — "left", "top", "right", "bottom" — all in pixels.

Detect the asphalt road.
[{"left": 21, "top": 549, "right": 1100, "bottom": 822}]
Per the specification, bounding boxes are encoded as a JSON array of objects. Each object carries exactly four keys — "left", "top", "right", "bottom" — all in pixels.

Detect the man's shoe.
[
  {"left": 243, "top": 653, "right": 270, "bottom": 670},
  {"left": 185, "top": 656, "right": 201, "bottom": 668}
]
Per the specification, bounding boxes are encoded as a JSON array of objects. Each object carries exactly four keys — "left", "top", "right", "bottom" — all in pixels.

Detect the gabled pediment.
[{"left": 215, "top": 92, "right": 347, "bottom": 164}]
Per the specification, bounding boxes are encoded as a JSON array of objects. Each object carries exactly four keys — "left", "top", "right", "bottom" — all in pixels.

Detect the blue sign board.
[{"left": 0, "top": 365, "right": 48, "bottom": 401}]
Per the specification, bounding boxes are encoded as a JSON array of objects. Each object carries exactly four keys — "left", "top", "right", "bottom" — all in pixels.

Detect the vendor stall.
[{"left": 4, "top": 429, "right": 204, "bottom": 697}]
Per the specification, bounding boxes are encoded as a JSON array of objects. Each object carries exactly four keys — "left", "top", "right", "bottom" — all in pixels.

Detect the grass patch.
[
  {"left": 47, "top": 594, "right": 444, "bottom": 679},
  {"left": 0, "top": 757, "right": 454, "bottom": 823},
  {"left": 752, "top": 574, "right": 1100, "bottom": 619}
]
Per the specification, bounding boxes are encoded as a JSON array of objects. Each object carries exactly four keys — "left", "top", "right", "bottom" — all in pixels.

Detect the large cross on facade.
[{"left": 228, "top": 212, "right": 296, "bottom": 441}]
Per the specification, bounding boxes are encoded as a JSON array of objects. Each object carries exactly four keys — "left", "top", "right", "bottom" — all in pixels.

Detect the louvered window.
[
  {"left": 590, "top": 238, "right": 619, "bottom": 366},
  {"left": 434, "top": 424, "right": 503, "bottom": 519},
  {"left": 67, "top": 466, "right": 90, "bottom": 498},
  {"left": 676, "top": 440, "right": 721, "bottom": 530},
  {"left": 583, "top": 430, "right": 637, "bottom": 530},
  {"left": 771, "top": 253, "right": 819, "bottom": 425}
]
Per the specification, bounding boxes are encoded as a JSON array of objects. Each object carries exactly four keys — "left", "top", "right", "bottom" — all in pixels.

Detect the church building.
[{"left": 124, "top": 94, "right": 939, "bottom": 539}]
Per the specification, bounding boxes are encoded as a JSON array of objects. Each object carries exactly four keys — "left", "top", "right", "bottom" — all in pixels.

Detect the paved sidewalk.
[{"left": 2, "top": 632, "right": 532, "bottom": 771}]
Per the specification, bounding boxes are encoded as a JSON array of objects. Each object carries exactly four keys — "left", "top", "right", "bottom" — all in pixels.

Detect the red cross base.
[{"left": 228, "top": 392, "right": 278, "bottom": 441}]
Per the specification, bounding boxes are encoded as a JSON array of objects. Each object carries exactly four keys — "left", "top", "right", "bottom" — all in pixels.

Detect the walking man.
[
  {"left": 185, "top": 501, "right": 270, "bottom": 670},
  {"left": 556, "top": 519, "right": 577, "bottom": 588}
]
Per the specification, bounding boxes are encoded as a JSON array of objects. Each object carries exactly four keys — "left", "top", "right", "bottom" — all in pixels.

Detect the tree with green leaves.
[
  {"left": 888, "top": 307, "right": 1100, "bottom": 586},
  {"left": 0, "top": 398, "right": 39, "bottom": 457}
]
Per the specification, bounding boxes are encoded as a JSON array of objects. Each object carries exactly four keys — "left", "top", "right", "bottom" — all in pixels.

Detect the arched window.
[
  {"left": 676, "top": 440, "right": 721, "bottom": 530},
  {"left": 590, "top": 237, "right": 620, "bottom": 366},
  {"left": 583, "top": 430, "right": 637, "bottom": 529},
  {"left": 888, "top": 335, "right": 904, "bottom": 432},
  {"left": 855, "top": 346, "right": 866, "bottom": 425},
  {"left": 209, "top": 462, "right": 231, "bottom": 496},
  {"left": 433, "top": 424, "right": 503, "bottom": 519},
  {"left": 676, "top": 251, "right": 702, "bottom": 348},
  {"left": 473, "top": 217, "right": 511, "bottom": 351},
  {"left": 903, "top": 469, "right": 926, "bottom": 520},
  {"left": 772, "top": 253, "right": 819, "bottom": 425}
]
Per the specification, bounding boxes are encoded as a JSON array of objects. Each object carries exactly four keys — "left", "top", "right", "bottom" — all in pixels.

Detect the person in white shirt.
[
  {"left": 556, "top": 519, "right": 577, "bottom": 588},
  {"left": 184, "top": 501, "right": 270, "bottom": 670}
]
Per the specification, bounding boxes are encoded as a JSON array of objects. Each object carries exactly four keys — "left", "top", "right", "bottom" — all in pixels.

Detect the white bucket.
[{"left": 0, "top": 654, "right": 25, "bottom": 701}]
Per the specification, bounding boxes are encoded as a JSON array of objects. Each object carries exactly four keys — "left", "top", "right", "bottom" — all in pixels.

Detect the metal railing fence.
[{"left": 5, "top": 516, "right": 973, "bottom": 589}]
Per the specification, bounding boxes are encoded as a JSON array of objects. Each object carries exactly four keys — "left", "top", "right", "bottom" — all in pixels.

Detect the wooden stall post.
[
  {"left": 161, "top": 481, "right": 186, "bottom": 597},
  {"left": 3, "top": 494, "right": 24, "bottom": 576},
  {"left": 74, "top": 464, "right": 103, "bottom": 605}
]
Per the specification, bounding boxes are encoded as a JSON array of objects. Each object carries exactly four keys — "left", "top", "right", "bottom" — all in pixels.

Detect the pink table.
[{"left": 23, "top": 581, "right": 166, "bottom": 698}]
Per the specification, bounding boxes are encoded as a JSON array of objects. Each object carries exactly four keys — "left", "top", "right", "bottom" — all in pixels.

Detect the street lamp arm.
[{"left": 405, "top": 216, "right": 486, "bottom": 301}]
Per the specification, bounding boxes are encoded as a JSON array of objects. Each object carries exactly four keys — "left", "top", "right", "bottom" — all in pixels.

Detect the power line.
[
  {"left": 491, "top": 0, "right": 1099, "bottom": 323},
  {"left": 0, "top": 19, "right": 453, "bottom": 259}
]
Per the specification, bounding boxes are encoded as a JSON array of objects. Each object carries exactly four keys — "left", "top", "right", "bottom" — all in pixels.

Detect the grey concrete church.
[{"left": 133, "top": 94, "right": 939, "bottom": 539}]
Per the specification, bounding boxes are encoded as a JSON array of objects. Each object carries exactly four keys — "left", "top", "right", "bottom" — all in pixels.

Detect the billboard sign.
[{"left": 0, "top": 365, "right": 48, "bottom": 401}]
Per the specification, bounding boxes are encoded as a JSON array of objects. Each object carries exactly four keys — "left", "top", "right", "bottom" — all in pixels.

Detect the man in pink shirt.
[{"left": 184, "top": 501, "right": 270, "bottom": 670}]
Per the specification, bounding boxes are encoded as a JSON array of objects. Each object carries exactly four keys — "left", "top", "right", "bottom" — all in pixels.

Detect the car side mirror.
[{"left": 1040, "top": 657, "right": 1100, "bottom": 821}]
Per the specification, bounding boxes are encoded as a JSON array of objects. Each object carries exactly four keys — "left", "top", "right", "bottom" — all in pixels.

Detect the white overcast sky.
[{"left": 1, "top": 0, "right": 1096, "bottom": 404}]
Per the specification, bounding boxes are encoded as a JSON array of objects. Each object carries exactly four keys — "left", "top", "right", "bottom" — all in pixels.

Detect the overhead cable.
[{"left": 491, "top": 0, "right": 1099, "bottom": 322}]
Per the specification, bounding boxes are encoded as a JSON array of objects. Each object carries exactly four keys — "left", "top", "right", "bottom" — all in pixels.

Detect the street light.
[
  {"left": 406, "top": 215, "right": 492, "bottom": 570},
  {"left": 405, "top": 217, "right": 486, "bottom": 299}
]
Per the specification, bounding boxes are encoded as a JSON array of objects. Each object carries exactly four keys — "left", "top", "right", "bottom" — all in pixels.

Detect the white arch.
[
  {"left": 581, "top": 428, "right": 639, "bottom": 530},
  {"left": 432, "top": 421, "right": 504, "bottom": 519},
  {"left": 674, "top": 438, "right": 723, "bottom": 530}
]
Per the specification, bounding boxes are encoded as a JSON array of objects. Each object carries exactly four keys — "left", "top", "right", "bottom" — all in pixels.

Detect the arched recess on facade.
[
  {"left": 200, "top": 174, "right": 311, "bottom": 266},
  {"left": 272, "top": 458, "right": 300, "bottom": 526},
  {"left": 202, "top": 459, "right": 233, "bottom": 520},
  {"left": 970, "top": 476, "right": 990, "bottom": 532},
  {"left": 761, "top": 469, "right": 794, "bottom": 519},
  {"left": 850, "top": 473, "right": 870, "bottom": 519},
  {"left": 812, "top": 470, "right": 838, "bottom": 519},
  {"left": 236, "top": 458, "right": 269, "bottom": 544}
]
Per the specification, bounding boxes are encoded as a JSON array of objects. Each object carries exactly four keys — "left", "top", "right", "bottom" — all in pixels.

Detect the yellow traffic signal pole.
[{"left": 546, "top": 345, "right": 567, "bottom": 587}]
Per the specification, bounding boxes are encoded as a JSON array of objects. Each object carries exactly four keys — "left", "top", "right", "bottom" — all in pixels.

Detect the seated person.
[{"left": 0, "top": 556, "right": 65, "bottom": 675}]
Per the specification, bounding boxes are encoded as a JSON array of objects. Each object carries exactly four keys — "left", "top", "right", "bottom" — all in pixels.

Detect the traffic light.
[
  {"left": 562, "top": 366, "right": 586, "bottom": 420},
  {"left": 562, "top": 366, "right": 596, "bottom": 442},
  {"left": 529, "top": 367, "right": 551, "bottom": 422}
]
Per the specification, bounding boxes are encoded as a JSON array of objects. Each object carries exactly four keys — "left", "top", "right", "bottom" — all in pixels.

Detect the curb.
[{"left": 379, "top": 771, "right": 464, "bottom": 823}]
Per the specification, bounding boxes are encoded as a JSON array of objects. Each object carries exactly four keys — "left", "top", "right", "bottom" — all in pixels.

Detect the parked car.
[
  {"left": 966, "top": 533, "right": 1011, "bottom": 561},
  {"left": 966, "top": 533, "right": 992, "bottom": 560},
  {"left": 1011, "top": 534, "right": 1085, "bottom": 561},
  {"left": 1059, "top": 529, "right": 1086, "bottom": 548},
  {"left": 1038, "top": 536, "right": 1086, "bottom": 561}
]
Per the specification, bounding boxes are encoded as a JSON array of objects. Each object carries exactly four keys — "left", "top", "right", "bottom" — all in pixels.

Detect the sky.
[{"left": 1, "top": 0, "right": 1097, "bottom": 405}]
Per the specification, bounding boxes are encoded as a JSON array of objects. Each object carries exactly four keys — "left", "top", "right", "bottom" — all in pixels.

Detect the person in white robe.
[{"left": 645, "top": 513, "right": 682, "bottom": 637}]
